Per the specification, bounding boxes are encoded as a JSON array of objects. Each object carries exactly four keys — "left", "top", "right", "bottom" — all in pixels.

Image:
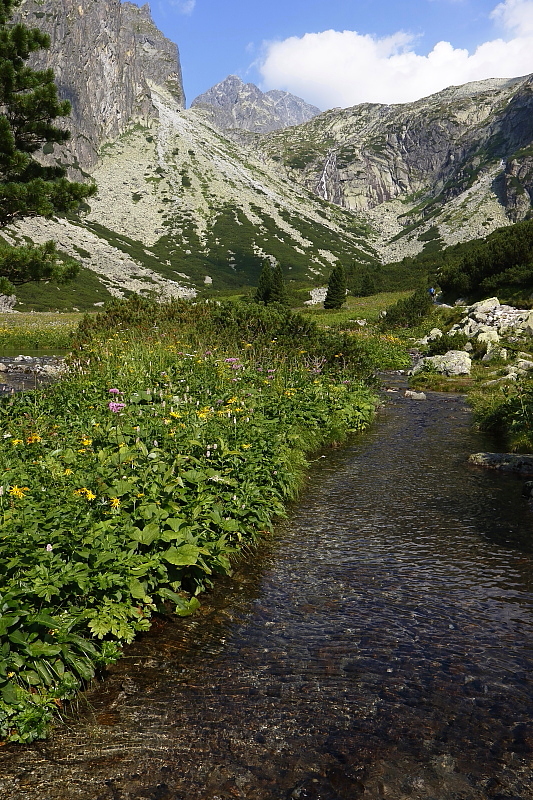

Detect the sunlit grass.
[
  {"left": 0, "top": 312, "right": 85, "bottom": 351},
  {"left": 300, "top": 291, "right": 412, "bottom": 326}
]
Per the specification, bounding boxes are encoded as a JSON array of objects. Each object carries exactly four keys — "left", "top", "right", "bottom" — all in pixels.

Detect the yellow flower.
[
  {"left": 241, "top": 444, "right": 251, "bottom": 449},
  {"left": 11, "top": 439, "right": 23, "bottom": 446},
  {"left": 81, "top": 437, "right": 92, "bottom": 446},
  {"left": 226, "top": 397, "right": 238, "bottom": 404},
  {"left": 74, "top": 487, "right": 96, "bottom": 501},
  {"left": 9, "top": 486, "right": 29, "bottom": 499},
  {"left": 64, "top": 469, "right": 73, "bottom": 476},
  {"left": 170, "top": 411, "right": 181, "bottom": 418},
  {"left": 77, "top": 448, "right": 86, "bottom": 454},
  {"left": 110, "top": 497, "right": 121, "bottom": 509},
  {"left": 26, "top": 434, "right": 42, "bottom": 444}
]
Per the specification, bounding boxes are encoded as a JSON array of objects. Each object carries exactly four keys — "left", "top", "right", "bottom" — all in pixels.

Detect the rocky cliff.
[
  {"left": 191, "top": 75, "right": 320, "bottom": 133},
  {"left": 256, "top": 75, "right": 533, "bottom": 258},
  {"left": 16, "top": 0, "right": 185, "bottom": 172}
]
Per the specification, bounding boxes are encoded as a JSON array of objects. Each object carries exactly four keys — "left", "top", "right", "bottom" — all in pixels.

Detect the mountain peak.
[{"left": 191, "top": 76, "right": 321, "bottom": 133}]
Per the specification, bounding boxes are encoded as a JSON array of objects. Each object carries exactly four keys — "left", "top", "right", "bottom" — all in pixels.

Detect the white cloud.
[
  {"left": 168, "top": 0, "right": 196, "bottom": 15},
  {"left": 491, "top": 0, "right": 533, "bottom": 32},
  {"left": 258, "top": 0, "right": 533, "bottom": 109}
]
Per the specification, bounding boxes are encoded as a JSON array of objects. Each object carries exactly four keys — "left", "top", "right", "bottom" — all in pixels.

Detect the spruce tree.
[
  {"left": 324, "top": 264, "right": 347, "bottom": 309},
  {"left": 269, "top": 263, "right": 286, "bottom": 304},
  {"left": 254, "top": 260, "right": 273, "bottom": 303},
  {"left": 0, "top": 0, "right": 96, "bottom": 294},
  {"left": 359, "top": 272, "right": 376, "bottom": 297}
]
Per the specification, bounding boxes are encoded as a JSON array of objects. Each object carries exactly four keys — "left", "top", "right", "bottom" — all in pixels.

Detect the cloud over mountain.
[{"left": 258, "top": 0, "right": 533, "bottom": 109}]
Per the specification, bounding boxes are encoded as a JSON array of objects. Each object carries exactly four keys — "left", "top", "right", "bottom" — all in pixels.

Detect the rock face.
[
  {"left": 191, "top": 76, "right": 320, "bottom": 133},
  {"left": 16, "top": 0, "right": 185, "bottom": 171},
  {"left": 256, "top": 75, "right": 533, "bottom": 260}
]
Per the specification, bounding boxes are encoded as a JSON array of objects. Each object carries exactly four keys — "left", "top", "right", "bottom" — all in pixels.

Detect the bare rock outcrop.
[{"left": 16, "top": 0, "right": 185, "bottom": 172}]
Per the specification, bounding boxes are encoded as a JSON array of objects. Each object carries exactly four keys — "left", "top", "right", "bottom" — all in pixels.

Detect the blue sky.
[{"left": 131, "top": 0, "right": 533, "bottom": 109}]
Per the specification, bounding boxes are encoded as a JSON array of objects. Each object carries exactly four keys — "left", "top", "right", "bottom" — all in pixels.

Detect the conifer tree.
[
  {"left": 0, "top": 0, "right": 96, "bottom": 294},
  {"left": 359, "top": 272, "right": 376, "bottom": 297},
  {"left": 269, "top": 263, "right": 286, "bottom": 304},
  {"left": 324, "top": 264, "right": 347, "bottom": 309},
  {"left": 254, "top": 260, "right": 273, "bottom": 303}
]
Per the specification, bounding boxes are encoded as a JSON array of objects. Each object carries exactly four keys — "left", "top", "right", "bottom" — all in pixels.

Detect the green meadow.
[{"left": 0, "top": 297, "right": 409, "bottom": 743}]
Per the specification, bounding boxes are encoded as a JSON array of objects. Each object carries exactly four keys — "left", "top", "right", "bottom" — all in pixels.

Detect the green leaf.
[
  {"left": 26, "top": 641, "right": 62, "bottom": 658},
  {"left": 32, "top": 659, "right": 54, "bottom": 686},
  {"left": 108, "top": 480, "right": 136, "bottom": 497},
  {"left": 1, "top": 681, "right": 18, "bottom": 704},
  {"left": 8, "top": 629, "right": 28, "bottom": 646},
  {"left": 62, "top": 448, "right": 78, "bottom": 465},
  {"left": 128, "top": 578, "right": 148, "bottom": 600},
  {"left": 181, "top": 469, "right": 206, "bottom": 484},
  {"left": 64, "top": 654, "right": 94, "bottom": 682},
  {"left": 0, "top": 615, "right": 20, "bottom": 636},
  {"left": 87, "top": 617, "right": 111, "bottom": 639},
  {"left": 166, "top": 517, "right": 188, "bottom": 532},
  {"left": 129, "top": 523, "right": 160, "bottom": 546},
  {"left": 163, "top": 544, "right": 201, "bottom": 566},
  {"left": 19, "top": 670, "right": 41, "bottom": 686},
  {"left": 175, "top": 597, "right": 201, "bottom": 617},
  {"left": 30, "top": 612, "right": 60, "bottom": 629}
]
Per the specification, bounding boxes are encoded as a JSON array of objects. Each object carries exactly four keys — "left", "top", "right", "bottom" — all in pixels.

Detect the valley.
[{"left": 3, "top": 1, "right": 533, "bottom": 310}]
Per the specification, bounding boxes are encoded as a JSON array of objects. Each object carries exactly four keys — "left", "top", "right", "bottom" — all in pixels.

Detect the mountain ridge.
[
  {"left": 191, "top": 75, "right": 321, "bottom": 133},
  {"left": 4, "top": 2, "right": 533, "bottom": 310}
]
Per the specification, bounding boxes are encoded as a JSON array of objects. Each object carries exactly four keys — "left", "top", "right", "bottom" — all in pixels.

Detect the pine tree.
[
  {"left": 359, "top": 272, "right": 376, "bottom": 297},
  {"left": 0, "top": 0, "right": 96, "bottom": 294},
  {"left": 269, "top": 263, "right": 286, "bottom": 304},
  {"left": 324, "top": 264, "right": 347, "bottom": 309},
  {"left": 254, "top": 260, "right": 273, "bottom": 303}
]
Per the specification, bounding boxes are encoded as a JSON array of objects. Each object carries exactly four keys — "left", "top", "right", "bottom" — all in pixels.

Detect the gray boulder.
[
  {"left": 469, "top": 453, "right": 533, "bottom": 476},
  {"left": 469, "top": 297, "right": 500, "bottom": 314},
  {"left": 412, "top": 350, "right": 472, "bottom": 376}
]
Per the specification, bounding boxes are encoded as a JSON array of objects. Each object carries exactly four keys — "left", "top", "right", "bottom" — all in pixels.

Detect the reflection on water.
[{"left": 0, "top": 389, "right": 532, "bottom": 800}]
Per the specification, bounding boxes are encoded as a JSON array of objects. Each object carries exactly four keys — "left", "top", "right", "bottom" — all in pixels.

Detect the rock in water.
[
  {"left": 412, "top": 351, "right": 472, "bottom": 376},
  {"left": 469, "top": 453, "right": 533, "bottom": 475}
]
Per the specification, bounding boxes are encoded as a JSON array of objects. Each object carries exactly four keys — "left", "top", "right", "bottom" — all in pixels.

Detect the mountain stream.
[{"left": 0, "top": 385, "right": 532, "bottom": 800}]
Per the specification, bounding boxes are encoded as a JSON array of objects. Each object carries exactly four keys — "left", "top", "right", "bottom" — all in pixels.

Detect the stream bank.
[{"left": 0, "top": 387, "right": 531, "bottom": 800}]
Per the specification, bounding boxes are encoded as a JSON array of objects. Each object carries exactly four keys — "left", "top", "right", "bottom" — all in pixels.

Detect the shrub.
[
  {"left": 426, "top": 332, "right": 469, "bottom": 356},
  {"left": 380, "top": 288, "right": 434, "bottom": 329}
]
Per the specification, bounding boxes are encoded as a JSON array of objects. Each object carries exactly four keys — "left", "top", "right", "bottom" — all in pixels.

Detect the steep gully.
[{"left": 0, "top": 385, "right": 531, "bottom": 799}]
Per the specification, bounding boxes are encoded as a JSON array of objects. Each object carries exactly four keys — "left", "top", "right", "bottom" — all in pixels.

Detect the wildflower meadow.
[{"left": 0, "top": 298, "right": 409, "bottom": 742}]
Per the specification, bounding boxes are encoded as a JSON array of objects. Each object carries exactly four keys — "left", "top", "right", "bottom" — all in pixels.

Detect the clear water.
[{"left": 1, "top": 388, "right": 532, "bottom": 800}]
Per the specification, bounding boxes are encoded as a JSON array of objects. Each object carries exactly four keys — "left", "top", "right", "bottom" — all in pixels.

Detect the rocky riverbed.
[{"left": 0, "top": 355, "right": 66, "bottom": 393}]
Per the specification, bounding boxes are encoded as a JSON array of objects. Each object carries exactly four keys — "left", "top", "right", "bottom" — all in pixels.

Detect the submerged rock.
[{"left": 469, "top": 453, "right": 533, "bottom": 475}]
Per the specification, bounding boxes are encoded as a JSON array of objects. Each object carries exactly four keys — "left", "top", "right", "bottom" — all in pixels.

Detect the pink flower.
[
  {"left": 45, "top": 544, "right": 53, "bottom": 552},
  {"left": 108, "top": 402, "right": 126, "bottom": 413},
  {"left": 108, "top": 388, "right": 120, "bottom": 394}
]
